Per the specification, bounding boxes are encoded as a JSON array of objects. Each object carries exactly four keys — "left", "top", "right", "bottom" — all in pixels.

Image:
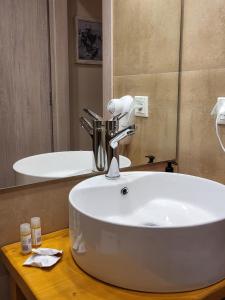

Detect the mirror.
[
  {"left": 0, "top": 0, "right": 181, "bottom": 189},
  {"left": 112, "top": 0, "right": 181, "bottom": 166}
]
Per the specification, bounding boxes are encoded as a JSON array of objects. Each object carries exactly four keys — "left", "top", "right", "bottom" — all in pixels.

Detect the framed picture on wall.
[{"left": 75, "top": 16, "right": 102, "bottom": 64}]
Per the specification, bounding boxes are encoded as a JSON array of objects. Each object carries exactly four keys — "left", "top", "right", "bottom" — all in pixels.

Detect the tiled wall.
[
  {"left": 0, "top": 177, "right": 82, "bottom": 300},
  {"left": 113, "top": 0, "right": 181, "bottom": 165},
  {"left": 178, "top": 0, "right": 225, "bottom": 184}
]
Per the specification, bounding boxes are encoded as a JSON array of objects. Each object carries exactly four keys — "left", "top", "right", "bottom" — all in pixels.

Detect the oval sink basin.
[
  {"left": 69, "top": 172, "right": 225, "bottom": 292},
  {"left": 13, "top": 151, "right": 131, "bottom": 185}
]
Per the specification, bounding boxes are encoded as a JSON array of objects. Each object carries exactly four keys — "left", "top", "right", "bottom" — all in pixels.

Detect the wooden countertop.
[{"left": 1, "top": 229, "right": 225, "bottom": 300}]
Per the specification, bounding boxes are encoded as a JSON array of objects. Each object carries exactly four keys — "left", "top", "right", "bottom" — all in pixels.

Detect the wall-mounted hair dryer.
[
  {"left": 211, "top": 97, "right": 225, "bottom": 152},
  {"left": 107, "top": 95, "right": 135, "bottom": 145}
]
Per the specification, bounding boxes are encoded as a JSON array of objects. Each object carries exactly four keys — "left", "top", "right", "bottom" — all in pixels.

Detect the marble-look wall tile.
[
  {"left": 182, "top": 0, "right": 225, "bottom": 71},
  {"left": 113, "top": 0, "right": 181, "bottom": 76},
  {"left": 178, "top": 69, "right": 225, "bottom": 184},
  {"left": 114, "top": 72, "right": 179, "bottom": 164},
  {"left": 0, "top": 177, "right": 80, "bottom": 300}
]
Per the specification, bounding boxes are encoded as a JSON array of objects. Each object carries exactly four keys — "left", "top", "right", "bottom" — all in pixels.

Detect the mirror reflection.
[{"left": 0, "top": 0, "right": 181, "bottom": 188}]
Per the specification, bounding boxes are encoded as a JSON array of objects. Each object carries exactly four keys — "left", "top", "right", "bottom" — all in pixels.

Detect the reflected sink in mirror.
[
  {"left": 0, "top": 0, "right": 181, "bottom": 189},
  {"left": 69, "top": 172, "right": 225, "bottom": 292},
  {"left": 13, "top": 151, "right": 131, "bottom": 185}
]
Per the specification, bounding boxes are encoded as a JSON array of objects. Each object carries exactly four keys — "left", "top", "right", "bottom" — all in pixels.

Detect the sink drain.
[{"left": 121, "top": 187, "right": 129, "bottom": 195}]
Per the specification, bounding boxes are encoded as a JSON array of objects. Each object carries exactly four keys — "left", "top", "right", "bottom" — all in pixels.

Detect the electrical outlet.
[
  {"left": 218, "top": 113, "right": 225, "bottom": 125},
  {"left": 211, "top": 97, "right": 225, "bottom": 125},
  {"left": 134, "top": 96, "right": 149, "bottom": 117}
]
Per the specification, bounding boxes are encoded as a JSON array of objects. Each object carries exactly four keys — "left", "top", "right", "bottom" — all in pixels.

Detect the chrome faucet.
[
  {"left": 80, "top": 109, "right": 135, "bottom": 179},
  {"left": 106, "top": 124, "right": 135, "bottom": 179}
]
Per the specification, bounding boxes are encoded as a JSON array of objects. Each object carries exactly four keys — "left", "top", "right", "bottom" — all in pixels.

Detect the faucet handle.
[
  {"left": 80, "top": 117, "right": 93, "bottom": 136},
  {"left": 112, "top": 112, "right": 127, "bottom": 121},
  {"left": 83, "top": 108, "right": 102, "bottom": 121},
  {"left": 118, "top": 112, "right": 128, "bottom": 120}
]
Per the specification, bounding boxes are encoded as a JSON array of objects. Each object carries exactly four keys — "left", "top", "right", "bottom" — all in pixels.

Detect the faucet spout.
[
  {"left": 106, "top": 124, "right": 135, "bottom": 179},
  {"left": 109, "top": 125, "right": 135, "bottom": 150}
]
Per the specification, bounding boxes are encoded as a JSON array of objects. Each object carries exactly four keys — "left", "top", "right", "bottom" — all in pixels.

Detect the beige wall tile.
[
  {"left": 178, "top": 69, "right": 225, "bottom": 184},
  {"left": 0, "top": 175, "right": 86, "bottom": 298},
  {"left": 114, "top": 72, "right": 179, "bottom": 164},
  {"left": 0, "top": 182, "right": 73, "bottom": 247},
  {"left": 113, "top": 0, "right": 181, "bottom": 76},
  {"left": 182, "top": 0, "right": 225, "bottom": 71}
]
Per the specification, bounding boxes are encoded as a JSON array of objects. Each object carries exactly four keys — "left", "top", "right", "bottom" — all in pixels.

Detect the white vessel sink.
[
  {"left": 69, "top": 172, "right": 225, "bottom": 292},
  {"left": 13, "top": 151, "right": 131, "bottom": 185}
]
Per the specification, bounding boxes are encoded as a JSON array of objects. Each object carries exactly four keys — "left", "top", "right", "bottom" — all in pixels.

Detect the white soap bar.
[
  {"left": 23, "top": 254, "right": 61, "bottom": 268},
  {"left": 32, "top": 248, "right": 63, "bottom": 256}
]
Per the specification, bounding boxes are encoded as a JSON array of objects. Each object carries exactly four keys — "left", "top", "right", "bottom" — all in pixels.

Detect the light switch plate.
[
  {"left": 217, "top": 99, "right": 225, "bottom": 125},
  {"left": 134, "top": 96, "right": 149, "bottom": 117},
  {"left": 218, "top": 113, "right": 225, "bottom": 125},
  {"left": 212, "top": 97, "right": 225, "bottom": 125}
]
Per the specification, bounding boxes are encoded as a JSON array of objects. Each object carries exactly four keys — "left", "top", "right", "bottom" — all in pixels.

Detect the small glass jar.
[
  {"left": 20, "top": 223, "right": 32, "bottom": 254},
  {"left": 31, "top": 217, "right": 42, "bottom": 247}
]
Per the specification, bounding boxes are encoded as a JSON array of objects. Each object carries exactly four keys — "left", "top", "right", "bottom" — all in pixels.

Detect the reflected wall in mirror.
[
  {"left": 0, "top": 0, "right": 181, "bottom": 188},
  {"left": 0, "top": 0, "right": 71, "bottom": 188},
  {"left": 112, "top": 0, "right": 181, "bottom": 165}
]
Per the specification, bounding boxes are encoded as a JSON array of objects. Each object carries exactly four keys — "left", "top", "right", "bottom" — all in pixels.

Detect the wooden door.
[{"left": 0, "top": 0, "right": 52, "bottom": 187}]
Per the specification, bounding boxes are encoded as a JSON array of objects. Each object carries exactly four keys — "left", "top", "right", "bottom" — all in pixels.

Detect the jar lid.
[
  {"left": 31, "top": 217, "right": 41, "bottom": 227},
  {"left": 20, "top": 223, "right": 31, "bottom": 234}
]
